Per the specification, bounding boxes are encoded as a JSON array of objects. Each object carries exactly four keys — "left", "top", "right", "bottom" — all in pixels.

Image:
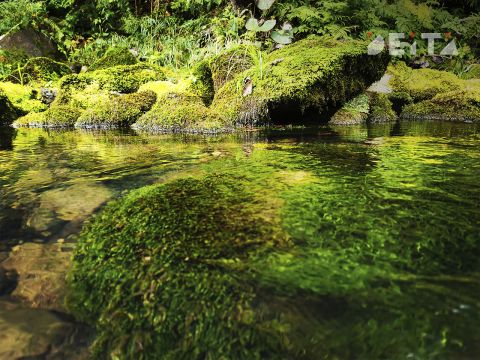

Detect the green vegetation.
[
  {"left": 10, "top": 57, "right": 72, "bottom": 85},
  {"left": 67, "top": 175, "right": 289, "bottom": 359},
  {"left": 88, "top": 46, "right": 138, "bottom": 71},
  {"left": 369, "top": 93, "right": 397, "bottom": 123},
  {"left": 13, "top": 105, "right": 81, "bottom": 127}
]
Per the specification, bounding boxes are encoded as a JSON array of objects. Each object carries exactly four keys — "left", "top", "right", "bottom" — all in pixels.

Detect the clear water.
[{"left": 0, "top": 122, "right": 479, "bottom": 359}]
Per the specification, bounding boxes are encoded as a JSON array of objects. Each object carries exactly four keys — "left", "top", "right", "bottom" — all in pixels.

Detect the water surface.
[{"left": 0, "top": 122, "right": 479, "bottom": 359}]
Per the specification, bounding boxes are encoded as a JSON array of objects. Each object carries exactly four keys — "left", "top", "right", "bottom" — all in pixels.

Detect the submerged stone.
[{"left": 67, "top": 175, "right": 289, "bottom": 358}]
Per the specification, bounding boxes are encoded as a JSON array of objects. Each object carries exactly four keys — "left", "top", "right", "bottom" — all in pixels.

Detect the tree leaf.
[{"left": 246, "top": 18, "right": 260, "bottom": 32}]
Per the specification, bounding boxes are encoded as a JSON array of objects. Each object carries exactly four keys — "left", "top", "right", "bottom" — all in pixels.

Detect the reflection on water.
[{"left": 0, "top": 121, "right": 479, "bottom": 358}]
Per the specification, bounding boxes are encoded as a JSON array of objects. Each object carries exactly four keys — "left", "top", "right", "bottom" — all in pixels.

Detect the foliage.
[{"left": 88, "top": 46, "right": 138, "bottom": 71}]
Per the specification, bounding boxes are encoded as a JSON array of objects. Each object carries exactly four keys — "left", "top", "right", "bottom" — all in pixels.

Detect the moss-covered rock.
[
  {"left": 368, "top": 93, "right": 397, "bottom": 123},
  {"left": 134, "top": 80, "right": 225, "bottom": 133},
  {"left": 330, "top": 94, "right": 370, "bottom": 125},
  {"left": 55, "top": 63, "right": 166, "bottom": 107},
  {"left": 0, "top": 82, "right": 47, "bottom": 113},
  {"left": 401, "top": 88, "right": 480, "bottom": 122},
  {"left": 75, "top": 90, "right": 157, "bottom": 129},
  {"left": 88, "top": 47, "right": 138, "bottom": 71},
  {"left": 13, "top": 105, "right": 81, "bottom": 128},
  {"left": 189, "top": 60, "right": 214, "bottom": 105},
  {"left": 10, "top": 57, "right": 72, "bottom": 84},
  {"left": 0, "top": 90, "right": 20, "bottom": 125},
  {"left": 388, "top": 91, "right": 414, "bottom": 114},
  {"left": 211, "top": 36, "right": 389, "bottom": 127},
  {"left": 388, "top": 62, "right": 463, "bottom": 101},
  {"left": 67, "top": 175, "right": 288, "bottom": 359}
]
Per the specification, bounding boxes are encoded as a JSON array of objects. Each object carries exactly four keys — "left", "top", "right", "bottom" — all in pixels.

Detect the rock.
[
  {"left": 0, "top": 28, "right": 62, "bottom": 59},
  {"left": 2, "top": 243, "right": 71, "bottom": 311},
  {"left": 41, "top": 87, "right": 58, "bottom": 104},
  {"left": 367, "top": 73, "right": 392, "bottom": 94},
  {"left": 0, "top": 299, "right": 91, "bottom": 359},
  {"left": 0, "top": 267, "right": 17, "bottom": 295},
  {"left": 75, "top": 90, "right": 157, "bottom": 129}
]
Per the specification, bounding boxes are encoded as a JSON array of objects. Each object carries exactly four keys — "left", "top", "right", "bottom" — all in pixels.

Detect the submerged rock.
[{"left": 67, "top": 175, "right": 290, "bottom": 358}]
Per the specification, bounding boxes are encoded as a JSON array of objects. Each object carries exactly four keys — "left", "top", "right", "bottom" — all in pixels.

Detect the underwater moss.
[
  {"left": 368, "top": 93, "right": 397, "bottom": 123},
  {"left": 330, "top": 94, "right": 370, "bottom": 125},
  {"left": 211, "top": 36, "right": 389, "bottom": 127},
  {"left": 88, "top": 47, "right": 138, "bottom": 71},
  {"left": 75, "top": 90, "right": 157, "bottom": 128},
  {"left": 13, "top": 105, "right": 81, "bottom": 128},
  {"left": 67, "top": 175, "right": 288, "bottom": 359},
  {"left": 10, "top": 57, "right": 72, "bottom": 84}
]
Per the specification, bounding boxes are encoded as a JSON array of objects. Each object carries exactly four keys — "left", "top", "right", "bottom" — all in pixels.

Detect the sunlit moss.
[
  {"left": 0, "top": 81, "right": 47, "bottom": 113},
  {"left": 75, "top": 90, "right": 157, "bottom": 129},
  {"left": 369, "top": 93, "right": 397, "bottom": 123},
  {"left": 0, "top": 89, "right": 20, "bottom": 125},
  {"left": 88, "top": 47, "right": 138, "bottom": 71},
  {"left": 330, "top": 94, "right": 370, "bottom": 125},
  {"left": 14, "top": 105, "right": 81, "bottom": 128}
]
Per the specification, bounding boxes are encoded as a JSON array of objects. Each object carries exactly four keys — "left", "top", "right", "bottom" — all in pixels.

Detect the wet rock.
[
  {"left": 2, "top": 243, "right": 71, "bottom": 311},
  {"left": 0, "top": 299, "right": 91, "bottom": 359},
  {"left": 0, "top": 28, "right": 62, "bottom": 59},
  {"left": 0, "top": 267, "right": 17, "bottom": 295},
  {"left": 41, "top": 88, "right": 58, "bottom": 105}
]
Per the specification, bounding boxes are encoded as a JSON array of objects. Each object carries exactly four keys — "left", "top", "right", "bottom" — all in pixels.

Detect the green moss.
[
  {"left": 460, "top": 64, "right": 480, "bottom": 80},
  {"left": 55, "top": 64, "right": 166, "bottom": 106},
  {"left": 388, "top": 62, "right": 463, "bottom": 101},
  {"left": 134, "top": 81, "right": 225, "bottom": 133},
  {"left": 10, "top": 57, "right": 72, "bottom": 84},
  {"left": 13, "top": 105, "right": 81, "bottom": 128},
  {"left": 368, "top": 93, "right": 397, "bottom": 123},
  {"left": 67, "top": 175, "right": 288, "bottom": 359},
  {"left": 211, "top": 36, "right": 389, "bottom": 127},
  {"left": 0, "top": 89, "right": 20, "bottom": 125},
  {"left": 0, "top": 82, "right": 47, "bottom": 113},
  {"left": 88, "top": 47, "right": 138, "bottom": 71},
  {"left": 330, "top": 94, "right": 370, "bottom": 125},
  {"left": 401, "top": 88, "right": 480, "bottom": 122},
  {"left": 75, "top": 90, "right": 157, "bottom": 129},
  {"left": 388, "top": 91, "right": 413, "bottom": 114},
  {"left": 189, "top": 60, "right": 214, "bottom": 105}
]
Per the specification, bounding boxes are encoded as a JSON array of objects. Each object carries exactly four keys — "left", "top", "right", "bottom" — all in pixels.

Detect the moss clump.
[
  {"left": 134, "top": 80, "right": 225, "bottom": 133},
  {"left": 55, "top": 63, "right": 166, "bottom": 106},
  {"left": 368, "top": 93, "right": 397, "bottom": 123},
  {"left": 88, "top": 47, "right": 138, "bottom": 71},
  {"left": 67, "top": 175, "right": 288, "bottom": 359},
  {"left": 388, "top": 91, "right": 413, "bottom": 114},
  {"left": 0, "top": 82, "right": 47, "bottom": 113},
  {"left": 0, "top": 89, "right": 20, "bottom": 125},
  {"left": 10, "top": 57, "right": 72, "bottom": 84},
  {"left": 189, "top": 60, "right": 214, "bottom": 105},
  {"left": 75, "top": 90, "right": 157, "bottom": 129},
  {"left": 330, "top": 94, "right": 370, "bottom": 125},
  {"left": 388, "top": 62, "right": 463, "bottom": 101},
  {"left": 401, "top": 88, "right": 480, "bottom": 122},
  {"left": 13, "top": 105, "right": 81, "bottom": 128},
  {"left": 209, "top": 45, "right": 257, "bottom": 93},
  {"left": 212, "top": 36, "right": 389, "bottom": 126}
]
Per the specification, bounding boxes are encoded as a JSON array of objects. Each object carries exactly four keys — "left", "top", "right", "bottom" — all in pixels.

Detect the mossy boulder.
[
  {"left": 401, "top": 88, "right": 480, "bottom": 122},
  {"left": 0, "top": 82, "right": 46, "bottom": 114},
  {"left": 134, "top": 81, "right": 225, "bottom": 133},
  {"left": 190, "top": 60, "right": 214, "bottom": 105},
  {"left": 55, "top": 63, "right": 166, "bottom": 107},
  {"left": 388, "top": 62, "right": 463, "bottom": 101},
  {"left": 330, "top": 94, "right": 370, "bottom": 125},
  {"left": 0, "top": 90, "right": 20, "bottom": 125},
  {"left": 88, "top": 47, "right": 138, "bottom": 71},
  {"left": 211, "top": 36, "right": 389, "bottom": 126},
  {"left": 75, "top": 90, "right": 157, "bottom": 129},
  {"left": 13, "top": 105, "right": 81, "bottom": 128},
  {"left": 368, "top": 93, "right": 397, "bottom": 123},
  {"left": 10, "top": 57, "right": 72, "bottom": 84},
  {"left": 67, "top": 175, "right": 288, "bottom": 359}
]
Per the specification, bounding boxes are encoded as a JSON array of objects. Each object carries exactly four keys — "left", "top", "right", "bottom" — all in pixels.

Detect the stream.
[{"left": 0, "top": 121, "right": 479, "bottom": 359}]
